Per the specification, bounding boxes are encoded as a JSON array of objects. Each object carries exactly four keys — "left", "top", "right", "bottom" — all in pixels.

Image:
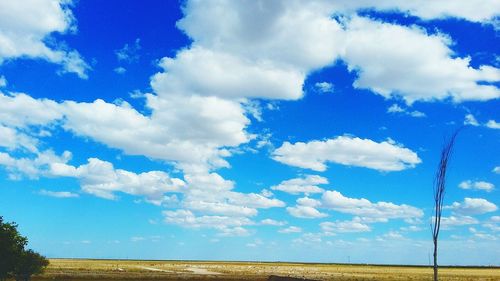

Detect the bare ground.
[{"left": 30, "top": 259, "right": 500, "bottom": 281}]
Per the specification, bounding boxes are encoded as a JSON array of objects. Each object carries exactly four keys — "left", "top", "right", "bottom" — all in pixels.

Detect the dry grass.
[{"left": 31, "top": 259, "right": 500, "bottom": 281}]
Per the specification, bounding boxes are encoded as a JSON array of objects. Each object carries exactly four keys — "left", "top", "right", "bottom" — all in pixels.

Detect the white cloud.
[
  {"left": 463, "top": 115, "right": 500, "bottom": 129},
  {"left": 278, "top": 226, "right": 302, "bottom": 234},
  {"left": 464, "top": 114, "right": 480, "bottom": 126},
  {"left": 152, "top": 48, "right": 305, "bottom": 101},
  {"left": 0, "top": 125, "right": 38, "bottom": 153},
  {"left": 162, "top": 209, "right": 253, "bottom": 236},
  {"left": 273, "top": 136, "right": 421, "bottom": 172},
  {"left": 176, "top": 1, "right": 344, "bottom": 77},
  {"left": 380, "top": 231, "right": 404, "bottom": 240},
  {"left": 342, "top": 16, "right": 499, "bottom": 104},
  {"left": 260, "top": 219, "right": 287, "bottom": 226},
  {"left": 483, "top": 223, "right": 500, "bottom": 232},
  {"left": 0, "top": 93, "right": 62, "bottom": 128},
  {"left": 61, "top": 97, "right": 250, "bottom": 172},
  {"left": 387, "top": 104, "right": 426, "bottom": 118},
  {"left": 287, "top": 205, "right": 328, "bottom": 219},
  {"left": 287, "top": 195, "right": 327, "bottom": 219},
  {"left": 170, "top": 1, "right": 499, "bottom": 105},
  {"left": 183, "top": 200, "right": 257, "bottom": 217},
  {"left": 296, "top": 197, "right": 322, "bottom": 208},
  {"left": 458, "top": 180, "right": 495, "bottom": 192},
  {"left": 329, "top": 1, "right": 500, "bottom": 23},
  {"left": 293, "top": 232, "right": 323, "bottom": 245},
  {"left": 271, "top": 175, "right": 327, "bottom": 194},
  {"left": 0, "top": 0, "right": 90, "bottom": 78},
  {"left": 217, "top": 226, "right": 251, "bottom": 237},
  {"left": 447, "top": 198, "right": 498, "bottom": 215},
  {"left": 320, "top": 220, "right": 371, "bottom": 233},
  {"left": 179, "top": 172, "right": 285, "bottom": 218},
  {"left": 50, "top": 158, "right": 185, "bottom": 203},
  {"left": 39, "top": 189, "right": 79, "bottom": 198},
  {"left": 400, "top": 225, "right": 423, "bottom": 232},
  {"left": 114, "top": 67, "right": 126, "bottom": 74},
  {"left": 115, "top": 38, "right": 141, "bottom": 63},
  {"left": 468, "top": 227, "right": 498, "bottom": 241},
  {"left": 0, "top": 150, "right": 71, "bottom": 180},
  {"left": 410, "top": 111, "right": 426, "bottom": 118},
  {"left": 387, "top": 104, "right": 405, "bottom": 113},
  {"left": 494, "top": 167, "right": 500, "bottom": 174},
  {"left": 1, "top": 0, "right": 498, "bottom": 242},
  {"left": 314, "top": 82, "right": 334, "bottom": 93},
  {"left": 440, "top": 215, "right": 479, "bottom": 228},
  {"left": 260, "top": 189, "right": 274, "bottom": 198},
  {"left": 485, "top": 120, "right": 500, "bottom": 129},
  {"left": 0, "top": 91, "right": 285, "bottom": 216},
  {"left": 321, "top": 190, "right": 423, "bottom": 221}
]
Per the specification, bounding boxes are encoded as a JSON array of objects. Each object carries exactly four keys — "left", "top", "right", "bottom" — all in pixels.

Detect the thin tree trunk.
[
  {"left": 433, "top": 237, "right": 438, "bottom": 281},
  {"left": 431, "top": 129, "right": 460, "bottom": 281}
]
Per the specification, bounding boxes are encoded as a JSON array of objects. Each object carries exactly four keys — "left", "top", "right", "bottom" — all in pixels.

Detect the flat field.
[{"left": 32, "top": 259, "right": 500, "bottom": 281}]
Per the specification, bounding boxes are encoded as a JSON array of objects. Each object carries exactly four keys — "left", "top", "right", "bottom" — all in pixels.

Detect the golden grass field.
[{"left": 30, "top": 259, "right": 500, "bottom": 281}]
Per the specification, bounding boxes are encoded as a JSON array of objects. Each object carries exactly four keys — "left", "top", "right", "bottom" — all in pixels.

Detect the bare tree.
[{"left": 431, "top": 129, "right": 460, "bottom": 281}]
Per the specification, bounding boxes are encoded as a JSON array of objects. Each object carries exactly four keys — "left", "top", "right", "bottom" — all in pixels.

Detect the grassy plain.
[{"left": 32, "top": 259, "right": 500, "bottom": 281}]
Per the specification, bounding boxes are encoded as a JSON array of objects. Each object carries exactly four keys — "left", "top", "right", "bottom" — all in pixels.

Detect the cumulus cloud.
[
  {"left": 50, "top": 158, "right": 186, "bottom": 203},
  {"left": 342, "top": 17, "right": 499, "bottom": 104},
  {"left": 39, "top": 189, "right": 79, "bottom": 198},
  {"left": 175, "top": 0, "right": 344, "bottom": 82},
  {"left": 286, "top": 196, "right": 327, "bottom": 219},
  {"left": 329, "top": 1, "right": 500, "bottom": 23},
  {"left": 0, "top": 93, "right": 62, "bottom": 128},
  {"left": 447, "top": 198, "right": 498, "bottom": 215},
  {"left": 493, "top": 167, "right": 500, "bottom": 174},
  {"left": 0, "top": 125, "right": 39, "bottom": 153},
  {"left": 440, "top": 215, "right": 479, "bottom": 228},
  {"left": 458, "top": 180, "right": 495, "bottom": 192},
  {"left": 271, "top": 175, "right": 327, "bottom": 195},
  {"left": 0, "top": 0, "right": 495, "bottom": 180},
  {"left": 320, "top": 220, "right": 371, "bottom": 233},
  {"left": 321, "top": 190, "right": 423, "bottom": 221},
  {"left": 171, "top": 1, "right": 500, "bottom": 105},
  {"left": 178, "top": 172, "right": 285, "bottom": 219},
  {"left": 1, "top": 0, "right": 498, "bottom": 240},
  {"left": 0, "top": 150, "right": 71, "bottom": 180},
  {"left": 287, "top": 205, "right": 328, "bottom": 219},
  {"left": 162, "top": 209, "right": 253, "bottom": 236},
  {"left": 260, "top": 219, "right": 287, "bottom": 226},
  {"left": 0, "top": 93, "right": 284, "bottom": 217},
  {"left": 273, "top": 136, "right": 421, "bottom": 172},
  {"left": 486, "top": 120, "right": 500, "bottom": 129},
  {"left": 464, "top": 114, "right": 500, "bottom": 129},
  {"left": 314, "top": 82, "right": 334, "bottom": 93},
  {"left": 278, "top": 226, "right": 302, "bottom": 234},
  {"left": 387, "top": 104, "right": 426, "bottom": 118},
  {"left": 115, "top": 38, "right": 141, "bottom": 63},
  {"left": 464, "top": 114, "right": 480, "bottom": 126},
  {"left": 114, "top": 67, "right": 126, "bottom": 74},
  {"left": 0, "top": 0, "right": 90, "bottom": 78},
  {"left": 183, "top": 200, "right": 257, "bottom": 217},
  {"left": 400, "top": 225, "right": 423, "bottom": 232}
]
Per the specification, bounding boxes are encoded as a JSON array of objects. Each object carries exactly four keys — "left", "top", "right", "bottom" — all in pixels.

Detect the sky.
[{"left": 0, "top": 0, "right": 499, "bottom": 266}]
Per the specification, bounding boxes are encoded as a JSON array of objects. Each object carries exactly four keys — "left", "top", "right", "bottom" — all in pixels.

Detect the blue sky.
[{"left": 0, "top": 0, "right": 499, "bottom": 265}]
